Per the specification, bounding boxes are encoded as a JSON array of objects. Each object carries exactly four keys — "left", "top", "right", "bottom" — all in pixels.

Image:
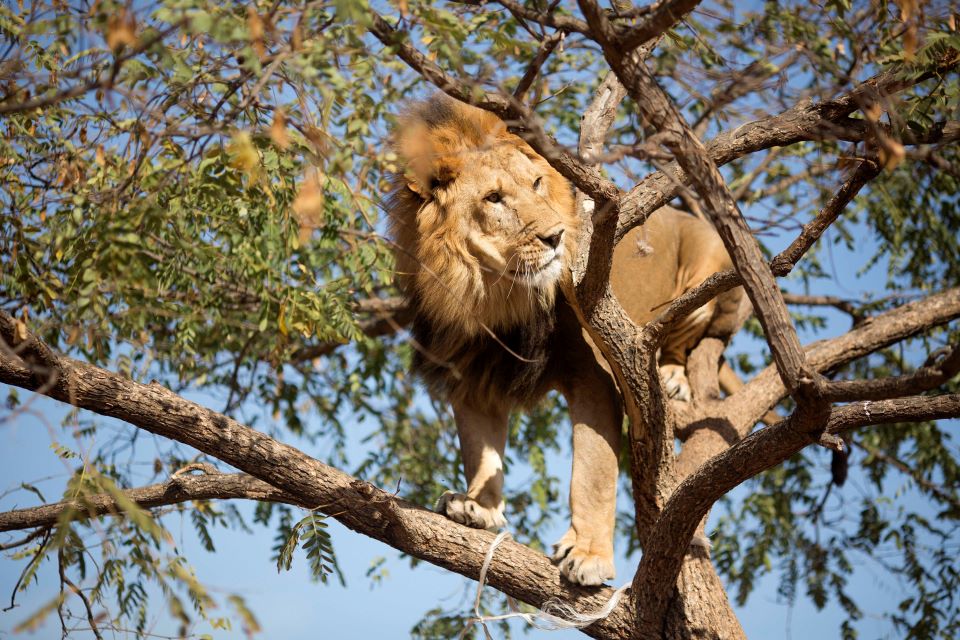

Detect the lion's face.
[
  {"left": 430, "top": 142, "right": 570, "bottom": 292},
  {"left": 388, "top": 96, "right": 577, "bottom": 335}
]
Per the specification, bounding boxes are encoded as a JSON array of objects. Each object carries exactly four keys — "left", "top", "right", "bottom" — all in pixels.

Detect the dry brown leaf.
[
  {"left": 106, "top": 9, "right": 138, "bottom": 53},
  {"left": 863, "top": 102, "right": 882, "bottom": 122},
  {"left": 14, "top": 319, "right": 27, "bottom": 342},
  {"left": 270, "top": 109, "right": 290, "bottom": 149},
  {"left": 903, "top": 24, "right": 918, "bottom": 60},
  {"left": 292, "top": 171, "right": 325, "bottom": 243},
  {"left": 227, "top": 131, "right": 259, "bottom": 176},
  {"left": 894, "top": 0, "right": 917, "bottom": 22},
  {"left": 291, "top": 15, "right": 304, "bottom": 51},
  {"left": 880, "top": 138, "right": 906, "bottom": 172},
  {"left": 248, "top": 6, "right": 266, "bottom": 58},
  {"left": 303, "top": 126, "right": 329, "bottom": 157}
]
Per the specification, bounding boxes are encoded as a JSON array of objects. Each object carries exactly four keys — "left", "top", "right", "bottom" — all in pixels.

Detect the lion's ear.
[
  {"left": 405, "top": 175, "right": 428, "bottom": 198},
  {"left": 405, "top": 164, "right": 457, "bottom": 199},
  {"left": 512, "top": 138, "right": 544, "bottom": 163}
]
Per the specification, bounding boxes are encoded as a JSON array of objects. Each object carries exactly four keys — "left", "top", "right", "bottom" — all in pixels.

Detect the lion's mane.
[{"left": 386, "top": 96, "right": 579, "bottom": 411}]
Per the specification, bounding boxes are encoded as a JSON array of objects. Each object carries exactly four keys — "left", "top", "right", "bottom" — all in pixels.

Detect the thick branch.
[
  {"left": 824, "top": 393, "right": 960, "bottom": 433},
  {"left": 727, "top": 287, "right": 960, "bottom": 433},
  {"left": 590, "top": 14, "right": 812, "bottom": 403},
  {"left": 0, "top": 312, "right": 635, "bottom": 640},
  {"left": 614, "top": 50, "right": 960, "bottom": 242},
  {"left": 570, "top": 69, "right": 674, "bottom": 544},
  {"left": 0, "top": 472, "right": 304, "bottom": 533}
]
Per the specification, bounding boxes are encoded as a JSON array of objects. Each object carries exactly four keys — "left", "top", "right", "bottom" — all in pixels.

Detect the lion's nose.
[{"left": 538, "top": 229, "right": 564, "bottom": 249}]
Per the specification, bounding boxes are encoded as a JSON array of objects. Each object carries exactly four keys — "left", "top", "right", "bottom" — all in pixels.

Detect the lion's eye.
[
  {"left": 485, "top": 191, "right": 502, "bottom": 203},
  {"left": 533, "top": 177, "right": 543, "bottom": 191}
]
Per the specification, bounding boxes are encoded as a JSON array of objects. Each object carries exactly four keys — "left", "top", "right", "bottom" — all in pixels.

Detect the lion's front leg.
[
  {"left": 437, "top": 401, "right": 509, "bottom": 530},
  {"left": 553, "top": 371, "right": 622, "bottom": 586}
]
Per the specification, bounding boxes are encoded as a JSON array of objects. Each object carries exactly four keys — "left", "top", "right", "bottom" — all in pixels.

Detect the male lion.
[{"left": 387, "top": 95, "right": 743, "bottom": 585}]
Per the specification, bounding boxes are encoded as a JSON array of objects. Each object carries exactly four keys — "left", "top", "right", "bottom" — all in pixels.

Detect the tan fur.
[{"left": 388, "top": 95, "right": 743, "bottom": 585}]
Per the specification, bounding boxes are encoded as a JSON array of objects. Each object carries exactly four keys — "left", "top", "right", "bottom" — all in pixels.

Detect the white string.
[{"left": 459, "top": 531, "right": 631, "bottom": 639}]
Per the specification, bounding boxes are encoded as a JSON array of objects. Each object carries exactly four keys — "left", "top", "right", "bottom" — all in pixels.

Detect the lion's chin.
[{"left": 511, "top": 256, "right": 563, "bottom": 290}]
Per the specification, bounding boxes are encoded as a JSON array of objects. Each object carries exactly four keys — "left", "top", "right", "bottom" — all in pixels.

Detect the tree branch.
[
  {"left": 617, "top": 0, "right": 702, "bottom": 51},
  {"left": 0, "top": 471, "right": 305, "bottom": 533},
  {"left": 824, "top": 393, "right": 960, "bottom": 433},
  {"left": 637, "top": 391, "right": 960, "bottom": 640},
  {"left": 456, "top": 0, "right": 592, "bottom": 36},
  {"left": 726, "top": 287, "right": 960, "bottom": 433},
  {"left": 513, "top": 31, "right": 563, "bottom": 101},
  {"left": 0, "top": 311, "right": 637, "bottom": 640},
  {"left": 823, "top": 344, "right": 960, "bottom": 401},
  {"left": 614, "top": 49, "right": 960, "bottom": 243},
  {"left": 770, "top": 159, "right": 881, "bottom": 277},
  {"left": 290, "top": 304, "right": 413, "bottom": 361},
  {"left": 589, "top": 11, "right": 814, "bottom": 403},
  {"left": 781, "top": 293, "right": 866, "bottom": 326},
  {"left": 569, "top": 67, "right": 676, "bottom": 545},
  {"left": 366, "top": 10, "right": 621, "bottom": 207},
  {"left": 857, "top": 441, "right": 960, "bottom": 514}
]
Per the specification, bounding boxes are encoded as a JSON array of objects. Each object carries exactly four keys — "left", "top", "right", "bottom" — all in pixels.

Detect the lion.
[{"left": 387, "top": 95, "right": 743, "bottom": 586}]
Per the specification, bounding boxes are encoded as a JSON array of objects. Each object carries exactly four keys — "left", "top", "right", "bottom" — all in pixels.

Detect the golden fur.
[{"left": 387, "top": 95, "right": 742, "bottom": 585}]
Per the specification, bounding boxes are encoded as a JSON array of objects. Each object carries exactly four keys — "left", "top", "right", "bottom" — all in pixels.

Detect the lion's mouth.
[{"left": 510, "top": 254, "right": 563, "bottom": 288}]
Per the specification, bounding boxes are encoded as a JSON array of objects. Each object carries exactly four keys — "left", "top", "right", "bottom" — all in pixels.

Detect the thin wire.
[{"left": 460, "top": 531, "right": 632, "bottom": 638}]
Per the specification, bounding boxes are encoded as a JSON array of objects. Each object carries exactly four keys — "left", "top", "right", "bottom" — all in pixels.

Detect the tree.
[{"left": 1, "top": 0, "right": 959, "bottom": 638}]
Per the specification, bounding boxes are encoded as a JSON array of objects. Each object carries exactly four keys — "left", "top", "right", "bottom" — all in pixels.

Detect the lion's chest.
[{"left": 410, "top": 299, "right": 560, "bottom": 411}]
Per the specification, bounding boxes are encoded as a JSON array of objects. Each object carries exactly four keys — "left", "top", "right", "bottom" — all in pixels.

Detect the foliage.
[{"left": 1, "top": 0, "right": 959, "bottom": 638}]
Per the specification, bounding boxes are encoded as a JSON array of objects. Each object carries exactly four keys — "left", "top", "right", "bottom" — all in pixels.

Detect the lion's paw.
[
  {"left": 551, "top": 530, "right": 615, "bottom": 586},
  {"left": 435, "top": 491, "right": 506, "bottom": 530},
  {"left": 659, "top": 364, "right": 691, "bottom": 402}
]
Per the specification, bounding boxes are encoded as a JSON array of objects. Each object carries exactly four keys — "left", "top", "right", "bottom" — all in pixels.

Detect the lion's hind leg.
[
  {"left": 660, "top": 281, "right": 745, "bottom": 401},
  {"left": 659, "top": 299, "right": 717, "bottom": 401}
]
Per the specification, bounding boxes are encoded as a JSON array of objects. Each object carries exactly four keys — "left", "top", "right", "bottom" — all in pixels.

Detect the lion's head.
[{"left": 387, "top": 95, "right": 577, "bottom": 338}]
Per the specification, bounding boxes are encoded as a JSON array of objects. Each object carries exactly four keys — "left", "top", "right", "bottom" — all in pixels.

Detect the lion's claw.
[
  {"left": 436, "top": 491, "right": 507, "bottom": 530},
  {"left": 551, "top": 529, "right": 615, "bottom": 586},
  {"left": 659, "top": 364, "right": 691, "bottom": 402}
]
